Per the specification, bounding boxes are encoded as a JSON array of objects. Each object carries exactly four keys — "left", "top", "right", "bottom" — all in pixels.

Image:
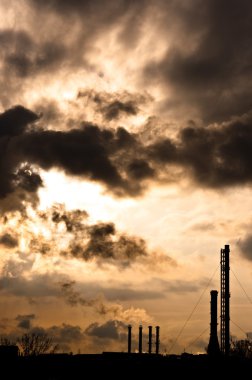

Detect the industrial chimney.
[
  {"left": 220, "top": 244, "right": 230, "bottom": 356},
  {"left": 128, "top": 325, "right": 132, "bottom": 354},
  {"left": 207, "top": 290, "right": 220, "bottom": 356},
  {"left": 139, "top": 325, "right": 143, "bottom": 354},
  {"left": 155, "top": 326, "right": 160, "bottom": 354},
  {"left": 148, "top": 326, "right": 152, "bottom": 354}
]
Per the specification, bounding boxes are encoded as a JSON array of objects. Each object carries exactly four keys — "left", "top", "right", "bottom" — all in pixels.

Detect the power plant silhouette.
[
  {"left": 2, "top": 244, "right": 252, "bottom": 378},
  {"left": 126, "top": 244, "right": 230, "bottom": 356}
]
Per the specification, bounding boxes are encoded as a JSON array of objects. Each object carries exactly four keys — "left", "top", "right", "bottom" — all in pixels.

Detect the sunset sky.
[{"left": 0, "top": 0, "right": 252, "bottom": 354}]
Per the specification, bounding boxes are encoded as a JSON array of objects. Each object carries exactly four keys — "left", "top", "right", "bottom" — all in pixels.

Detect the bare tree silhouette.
[
  {"left": 0, "top": 337, "right": 15, "bottom": 346},
  {"left": 231, "top": 339, "right": 252, "bottom": 358},
  {"left": 18, "top": 333, "right": 58, "bottom": 356}
]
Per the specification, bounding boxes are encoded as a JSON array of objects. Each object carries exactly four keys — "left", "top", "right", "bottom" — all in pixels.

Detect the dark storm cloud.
[
  {"left": 144, "top": 0, "right": 252, "bottom": 122},
  {"left": 15, "top": 124, "right": 144, "bottom": 196},
  {"left": 45, "top": 323, "right": 84, "bottom": 346},
  {"left": 60, "top": 281, "right": 96, "bottom": 308},
  {"left": 75, "top": 222, "right": 147, "bottom": 263},
  {"left": 3, "top": 102, "right": 252, "bottom": 214},
  {"left": 0, "top": 0, "right": 146, "bottom": 97},
  {"left": 2, "top": 0, "right": 250, "bottom": 124},
  {"left": 0, "top": 104, "right": 38, "bottom": 136},
  {"left": 77, "top": 89, "right": 150, "bottom": 121},
  {"left": 102, "top": 100, "right": 138, "bottom": 120},
  {"left": 0, "top": 274, "right": 59, "bottom": 298},
  {"left": 15, "top": 314, "right": 35, "bottom": 330},
  {"left": 238, "top": 234, "right": 252, "bottom": 261},
  {"left": 39, "top": 206, "right": 149, "bottom": 266},
  {"left": 148, "top": 113, "right": 252, "bottom": 188},
  {"left": 14, "top": 165, "right": 43, "bottom": 193},
  {"left": 49, "top": 207, "right": 88, "bottom": 233},
  {"left": 85, "top": 320, "right": 127, "bottom": 340},
  {"left": 0, "top": 233, "right": 18, "bottom": 248},
  {"left": 0, "top": 29, "right": 66, "bottom": 78},
  {"left": 0, "top": 106, "right": 42, "bottom": 211},
  {"left": 29, "top": 0, "right": 148, "bottom": 29},
  {"left": 127, "top": 159, "right": 155, "bottom": 180}
]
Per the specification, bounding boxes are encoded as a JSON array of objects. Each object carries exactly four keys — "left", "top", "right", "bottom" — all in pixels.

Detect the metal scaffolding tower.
[{"left": 220, "top": 244, "right": 230, "bottom": 355}]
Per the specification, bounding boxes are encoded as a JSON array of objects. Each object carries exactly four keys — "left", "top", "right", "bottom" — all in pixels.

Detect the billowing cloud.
[
  {"left": 0, "top": 274, "right": 59, "bottom": 298},
  {"left": 6, "top": 106, "right": 252, "bottom": 198},
  {"left": 2, "top": 102, "right": 252, "bottom": 213},
  {"left": 16, "top": 124, "right": 144, "bottom": 196},
  {"left": 0, "top": 233, "right": 18, "bottom": 248},
  {"left": 15, "top": 314, "right": 35, "bottom": 330},
  {"left": 85, "top": 320, "right": 127, "bottom": 340},
  {"left": 238, "top": 234, "right": 252, "bottom": 261},
  {"left": 1, "top": 0, "right": 251, "bottom": 124},
  {"left": 143, "top": 0, "right": 252, "bottom": 122},
  {"left": 39, "top": 205, "right": 150, "bottom": 266},
  {"left": 0, "top": 30, "right": 66, "bottom": 79},
  {"left": 73, "top": 222, "right": 147, "bottom": 263},
  {"left": 0, "top": 106, "right": 42, "bottom": 211},
  {"left": 60, "top": 281, "right": 97, "bottom": 308},
  {"left": 148, "top": 112, "right": 252, "bottom": 188},
  {"left": 59, "top": 281, "right": 152, "bottom": 324},
  {"left": 77, "top": 89, "right": 150, "bottom": 121}
]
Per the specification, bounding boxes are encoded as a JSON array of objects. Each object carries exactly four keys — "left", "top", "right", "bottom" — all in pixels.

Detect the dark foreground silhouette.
[{"left": 1, "top": 352, "right": 252, "bottom": 379}]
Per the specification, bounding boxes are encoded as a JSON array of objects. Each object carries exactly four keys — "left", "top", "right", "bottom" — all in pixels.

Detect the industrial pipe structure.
[
  {"left": 148, "top": 326, "right": 152, "bottom": 354},
  {"left": 128, "top": 325, "right": 132, "bottom": 354},
  {"left": 155, "top": 326, "right": 160, "bottom": 354},
  {"left": 207, "top": 290, "right": 220, "bottom": 356},
  {"left": 139, "top": 325, "right": 143, "bottom": 354}
]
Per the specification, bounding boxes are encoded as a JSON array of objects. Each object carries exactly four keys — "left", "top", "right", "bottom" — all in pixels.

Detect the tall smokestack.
[
  {"left": 139, "top": 325, "right": 143, "bottom": 354},
  {"left": 220, "top": 244, "right": 230, "bottom": 356},
  {"left": 155, "top": 326, "right": 160, "bottom": 354},
  {"left": 148, "top": 326, "right": 152, "bottom": 354},
  {"left": 207, "top": 290, "right": 220, "bottom": 356},
  {"left": 128, "top": 325, "right": 132, "bottom": 354}
]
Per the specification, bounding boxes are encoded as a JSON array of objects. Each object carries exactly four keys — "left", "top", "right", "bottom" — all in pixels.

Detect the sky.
[{"left": 0, "top": 0, "right": 252, "bottom": 354}]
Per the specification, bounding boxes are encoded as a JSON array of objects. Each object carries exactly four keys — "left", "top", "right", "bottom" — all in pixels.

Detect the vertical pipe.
[
  {"left": 207, "top": 290, "right": 220, "bottom": 355},
  {"left": 210, "top": 291, "right": 218, "bottom": 339},
  {"left": 155, "top": 326, "right": 160, "bottom": 354},
  {"left": 139, "top": 325, "right": 143, "bottom": 354},
  {"left": 128, "top": 325, "right": 132, "bottom": 354},
  {"left": 148, "top": 326, "right": 152, "bottom": 354}
]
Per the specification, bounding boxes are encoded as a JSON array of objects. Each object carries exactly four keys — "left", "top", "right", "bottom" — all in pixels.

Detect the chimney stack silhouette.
[
  {"left": 139, "top": 325, "right": 143, "bottom": 354},
  {"left": 148, "top": 326, "right": 152, "bottom": 354},
  {"left": 128, "top": 325, "right": 132, "bottom": 354},
  {"left": 207, "top": 290, "right": 220, "bottom": 356},
  {"left": 155, "top": 326, "right": 160, "bottom": 354}
]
